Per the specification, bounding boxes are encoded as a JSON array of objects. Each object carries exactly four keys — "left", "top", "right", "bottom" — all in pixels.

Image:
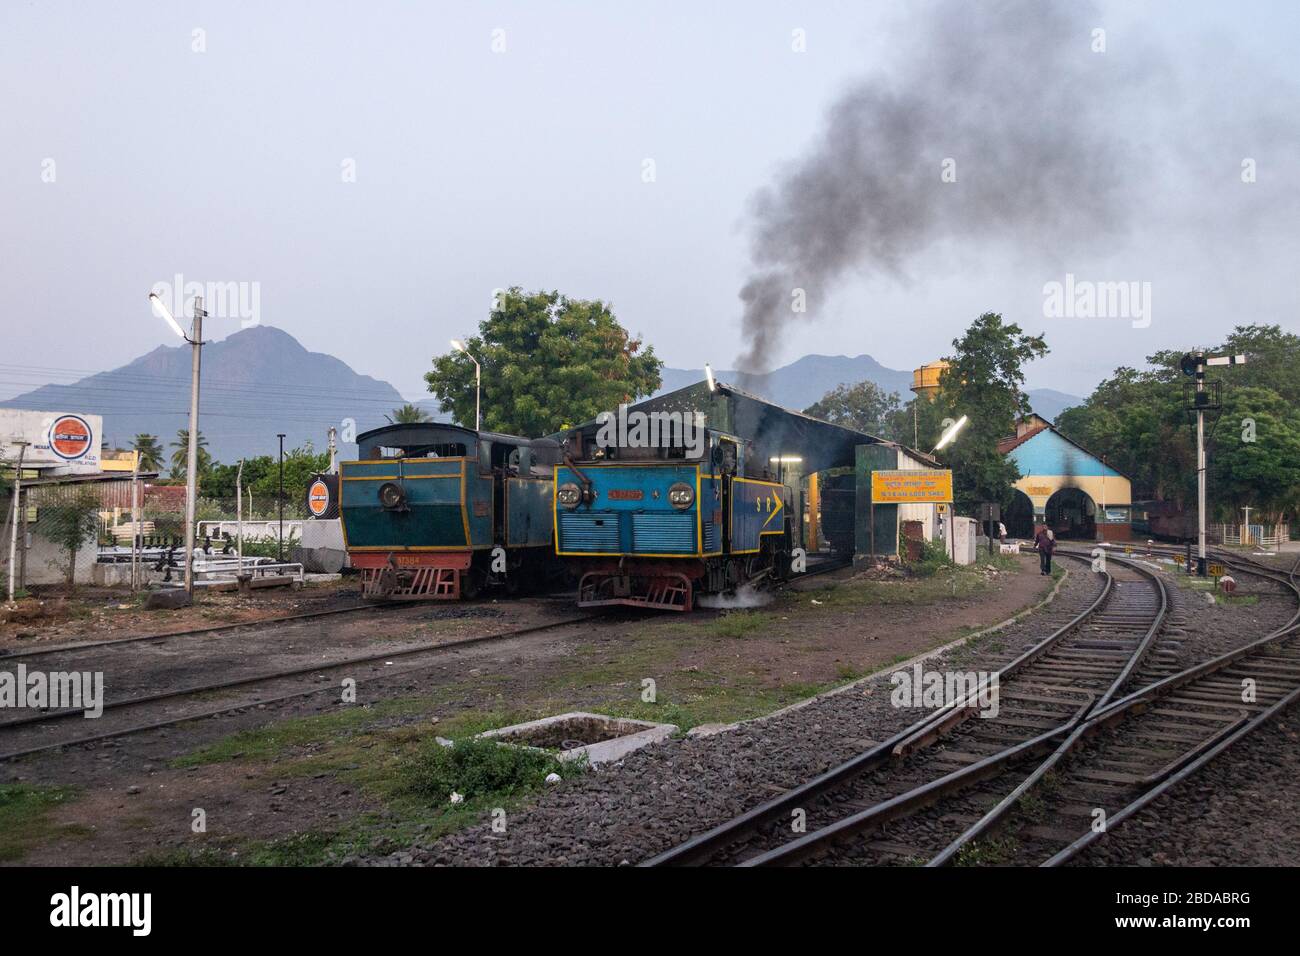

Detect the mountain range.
[
  {"left": 658, "top": 356, "right": 1080, "bottom": 423},
  {"left": 1, "top": 327, "right": 1081, "bottom": 467}
]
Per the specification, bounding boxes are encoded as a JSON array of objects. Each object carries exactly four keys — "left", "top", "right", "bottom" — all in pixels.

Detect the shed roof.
[{"left": 613, "top": 379, "right": 935, "bottom": 475}]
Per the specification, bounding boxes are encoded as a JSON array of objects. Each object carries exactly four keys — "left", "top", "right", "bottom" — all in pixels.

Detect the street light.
[
  {"left": 929, "top": 414, "right": 968, "bottom": 564},
  {"left": 932, "top": 414, "right": 968, "bottom": 453},
  {"left": 450, "top": 339, "right": 481, "bottom": 431},
  {"left": 148, "top": 291, "right": 205, "bottom": 596}
]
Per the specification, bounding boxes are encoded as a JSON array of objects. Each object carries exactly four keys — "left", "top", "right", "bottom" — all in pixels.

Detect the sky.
[{"left": 2, "top": 0, "right": 1298, "bottom": 402}]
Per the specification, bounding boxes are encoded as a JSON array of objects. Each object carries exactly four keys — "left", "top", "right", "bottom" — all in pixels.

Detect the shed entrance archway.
[
  {"left": 1005, "top": 489, "right": 1035, "bottom": 539},
  {"left": 1046, "top": 487, "right": 1096, "bottom": 540}
]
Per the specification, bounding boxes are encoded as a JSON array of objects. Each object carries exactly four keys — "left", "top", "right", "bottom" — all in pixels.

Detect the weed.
[{"left": 397, "top": 737, "right": 581, "bottom": 804}]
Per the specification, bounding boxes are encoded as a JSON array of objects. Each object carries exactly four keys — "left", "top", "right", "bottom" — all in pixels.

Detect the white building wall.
[{"left": 894, "top": 447, "right": 940, "bottom": 542}]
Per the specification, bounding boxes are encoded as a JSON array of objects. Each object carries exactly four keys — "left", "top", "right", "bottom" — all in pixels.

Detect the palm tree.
[
  {"left": 386, "top": 404, "right": 432, "bottom": 424},
  {"left": 170, "top": 429, "right": 210, "bottom": 480},
  {"left": 132, "top": 434, "right": 164, "bottom": 472}
]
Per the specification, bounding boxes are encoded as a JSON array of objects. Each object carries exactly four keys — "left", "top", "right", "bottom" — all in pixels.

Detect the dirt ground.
[
  {"left": 2, "top": 554, "right": 1056, "bottom": 865},
  {"left": 0, "top": 578, "right": 358, "bottom": 650}
]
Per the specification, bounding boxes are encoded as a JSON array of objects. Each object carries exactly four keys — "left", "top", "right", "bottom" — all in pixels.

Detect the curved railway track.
[
  {"left": 644, "top": 551, "right": 1169, "bottom": 866},
  {"left": 647, "top": 547, "right": 1300, "bottom": 866}
]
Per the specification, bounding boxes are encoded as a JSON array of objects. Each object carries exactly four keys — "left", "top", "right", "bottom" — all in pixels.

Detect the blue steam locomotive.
[{"left": 553, "top": 413, "right": 795, "bottom": 610}]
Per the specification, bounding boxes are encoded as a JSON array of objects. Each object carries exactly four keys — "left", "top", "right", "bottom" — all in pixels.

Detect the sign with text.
[
  {"left": 0, "top": 409, "right": 102, "bottom": 474},
  {"left": 871, "top": 469, "right": 953, "bottom": 504}
]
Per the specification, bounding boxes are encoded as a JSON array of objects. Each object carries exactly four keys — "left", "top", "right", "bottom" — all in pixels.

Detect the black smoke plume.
[{"left": 736, "top": 0, "right": 1139, "bottom": 374}]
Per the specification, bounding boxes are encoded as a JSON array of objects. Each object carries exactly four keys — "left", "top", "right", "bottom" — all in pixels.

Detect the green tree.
[
  {"left": 425, "top": 288, "right": 663, "bottom": 436},
  {"left": 39, "top": 489, "right": 101, "bottom": 589},
  {"left": 205, "top": 456, "right": 275, "bottom": 500},
  {"left": 1056, "top": 323, "right": 1300, "bottom": 521},
  {"left": 250, "top": 446, "right": 330, "bottom": 509},
  {"left": 932, "top": 313, "right": 1049, "bottom": 513},
  {"left": 804, "top": 381, "right": 901, "bottom": 435},
  {"left": 1212, "top": 386, "right": 1300, "bottom": 520},
  {"left": 386, "top": 404, "right": 432, "bottom": 424},
  {"left": 131, "top": 434, "right": 164, "bottom": 472},
  {"left": 170, "top": 430, "right": 211, "bottom": 482}
]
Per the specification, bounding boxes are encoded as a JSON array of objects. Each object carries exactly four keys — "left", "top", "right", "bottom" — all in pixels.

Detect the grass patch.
[
  {"left": 0, "top": 784, "right": 88, "bottom": 862},
  {"left": 953, "top": 835, "right": 1020, "bottom": 866},
  {"left": 700, "top": 610, "right": 772, "bottom": 639},
  {"left": 170, "top": 698, "right": 427, "bottom": 769},
  {"left": 397, "top": 736, "right": 582, "bottom": 803}
]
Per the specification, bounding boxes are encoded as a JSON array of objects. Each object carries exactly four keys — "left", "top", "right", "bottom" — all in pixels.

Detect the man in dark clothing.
[{"left": 1033, "top": 524, "right": 1055, "bottom": 575}]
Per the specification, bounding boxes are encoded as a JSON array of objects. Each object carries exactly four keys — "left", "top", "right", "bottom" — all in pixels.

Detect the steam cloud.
[{"left": 736, "top": 0, "right": 1141, "bottom": 374}]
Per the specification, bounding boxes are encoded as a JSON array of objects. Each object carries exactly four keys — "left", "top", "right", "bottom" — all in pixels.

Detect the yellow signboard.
[{"left": 871, "top": 469, "right": 953, "bottom": 504}]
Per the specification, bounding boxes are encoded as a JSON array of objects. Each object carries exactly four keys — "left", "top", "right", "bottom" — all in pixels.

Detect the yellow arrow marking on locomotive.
[{"left": 762, "top": 493, "right": 783, "bottom": 528}]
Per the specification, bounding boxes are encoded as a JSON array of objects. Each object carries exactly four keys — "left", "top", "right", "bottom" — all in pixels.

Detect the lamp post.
[
  {"left": 277, "top": 433, "right": 286, "bottom": 563},
  {"left": 450, "top": 340, "right": 481, "bottom": 431},
  {"left": 149, "top": 291, "right": 205, "bottom": 596},
  {"left": 931, "top": 415, "right": 969, "bottom": 563}
]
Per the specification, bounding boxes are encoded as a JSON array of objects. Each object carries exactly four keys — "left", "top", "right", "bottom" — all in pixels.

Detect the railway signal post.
[{"left": 1181, "top": 350, "right": 1246, "bottom": 576}]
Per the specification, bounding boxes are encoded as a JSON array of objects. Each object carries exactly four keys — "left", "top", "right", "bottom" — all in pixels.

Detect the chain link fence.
[{"left": 1, "top": 478, "right": 311, "bottom": 600}]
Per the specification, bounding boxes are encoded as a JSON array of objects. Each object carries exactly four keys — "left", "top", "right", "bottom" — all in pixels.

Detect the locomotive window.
[
  {"left": 717, "top": 439, "right": 738, "bottom": 475},
  {"left": 369, "top": 443, "right": 467, "bottom": 459}
]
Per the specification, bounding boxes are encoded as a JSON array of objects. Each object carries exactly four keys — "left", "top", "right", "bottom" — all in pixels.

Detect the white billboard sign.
[{"left": 0, "top": 409, "right": 103, "bottom": 473}]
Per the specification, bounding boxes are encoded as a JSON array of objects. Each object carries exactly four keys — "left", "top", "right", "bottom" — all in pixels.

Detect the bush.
[
  {"left": 398, "top": 737, "right": 578, "bottom": 803},
  {"left": 907, "top": 538, "right": 954, "bottom": 577}
]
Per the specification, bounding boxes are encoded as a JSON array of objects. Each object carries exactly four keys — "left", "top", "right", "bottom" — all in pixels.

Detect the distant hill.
[
  {"left": 3, "top": 335, "right": 1082, "bottom": 468},
  {"left": 659, "top": 355, "right": 1080, "bottom": 423},
  {"left": 1, "top": 326, "right": 406, "bottom": 466}
]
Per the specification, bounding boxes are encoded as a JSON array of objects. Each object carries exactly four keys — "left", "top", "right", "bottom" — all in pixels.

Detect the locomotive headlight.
[
  {"left": 557, "top": 482, "right": 582, "bottom": 508},
  {"left": 378, "top": 481, "right": 407, "bottom": 511},
  {"left": 668, "top": 482, "right": 695, "bottom": 509}
]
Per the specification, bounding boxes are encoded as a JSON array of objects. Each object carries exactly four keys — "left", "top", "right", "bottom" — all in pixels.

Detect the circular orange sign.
[
  {"left": 308, "top": 479, "right": 331, "bottom": 516},
  {"left": 48, "top": 415, "right": 92, "bottom": 460}
]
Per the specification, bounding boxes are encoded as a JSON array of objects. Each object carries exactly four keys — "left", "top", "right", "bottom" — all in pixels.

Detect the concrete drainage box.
[{"left": 477, "top": 712, "right": 677, "bottom": 766}]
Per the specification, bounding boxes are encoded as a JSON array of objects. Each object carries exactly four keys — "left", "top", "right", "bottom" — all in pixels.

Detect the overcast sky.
[{"left": 2, "top": 0, "right": 1297, "bottom": 402}]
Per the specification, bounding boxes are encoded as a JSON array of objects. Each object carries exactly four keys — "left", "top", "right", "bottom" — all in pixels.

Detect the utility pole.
[
  {"left": 1181, "top": 350, "right": 1246, "bottom": 576},
  {"left": 6, "top": 441, "right": 28, "bottom": 603},
  {"left": 150, "top": 290, "right": 206, "bottom": 598},
  {"left": 131, "top": 452, "right": 141, "bottom": 592},
  {"left": 277, "top": 433, "right": 286, "bottom": 563},
  {"left": 182, "top": 297, "right": 206, "bottom": 595},
  {"left": 1242, "top": 505, "right": 1253, "bottom": 547}
]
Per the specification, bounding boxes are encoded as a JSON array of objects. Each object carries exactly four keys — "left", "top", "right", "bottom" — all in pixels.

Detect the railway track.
[
  {"left": 0, "top": 598, "right": 418, "bottom": 661},
  {"left": 0, "top": 559, "right": 845, "bottom": 764},
  {"left": 647, "top": 548, "right": 1299, "bottom": 866},
  {"left": 1008, "top": 551, "right": 1300, "bottom": 867},
  {"left": 0, "top": 612, "right": 598, "bottom": 763},
  {"left": 644, "top": 551, "right": 1172, "bottom": 865}
]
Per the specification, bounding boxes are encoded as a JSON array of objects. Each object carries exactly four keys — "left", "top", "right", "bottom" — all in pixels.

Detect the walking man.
[{"left": 1033, "top": 523, "right": 1055, "bottom": 575}]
